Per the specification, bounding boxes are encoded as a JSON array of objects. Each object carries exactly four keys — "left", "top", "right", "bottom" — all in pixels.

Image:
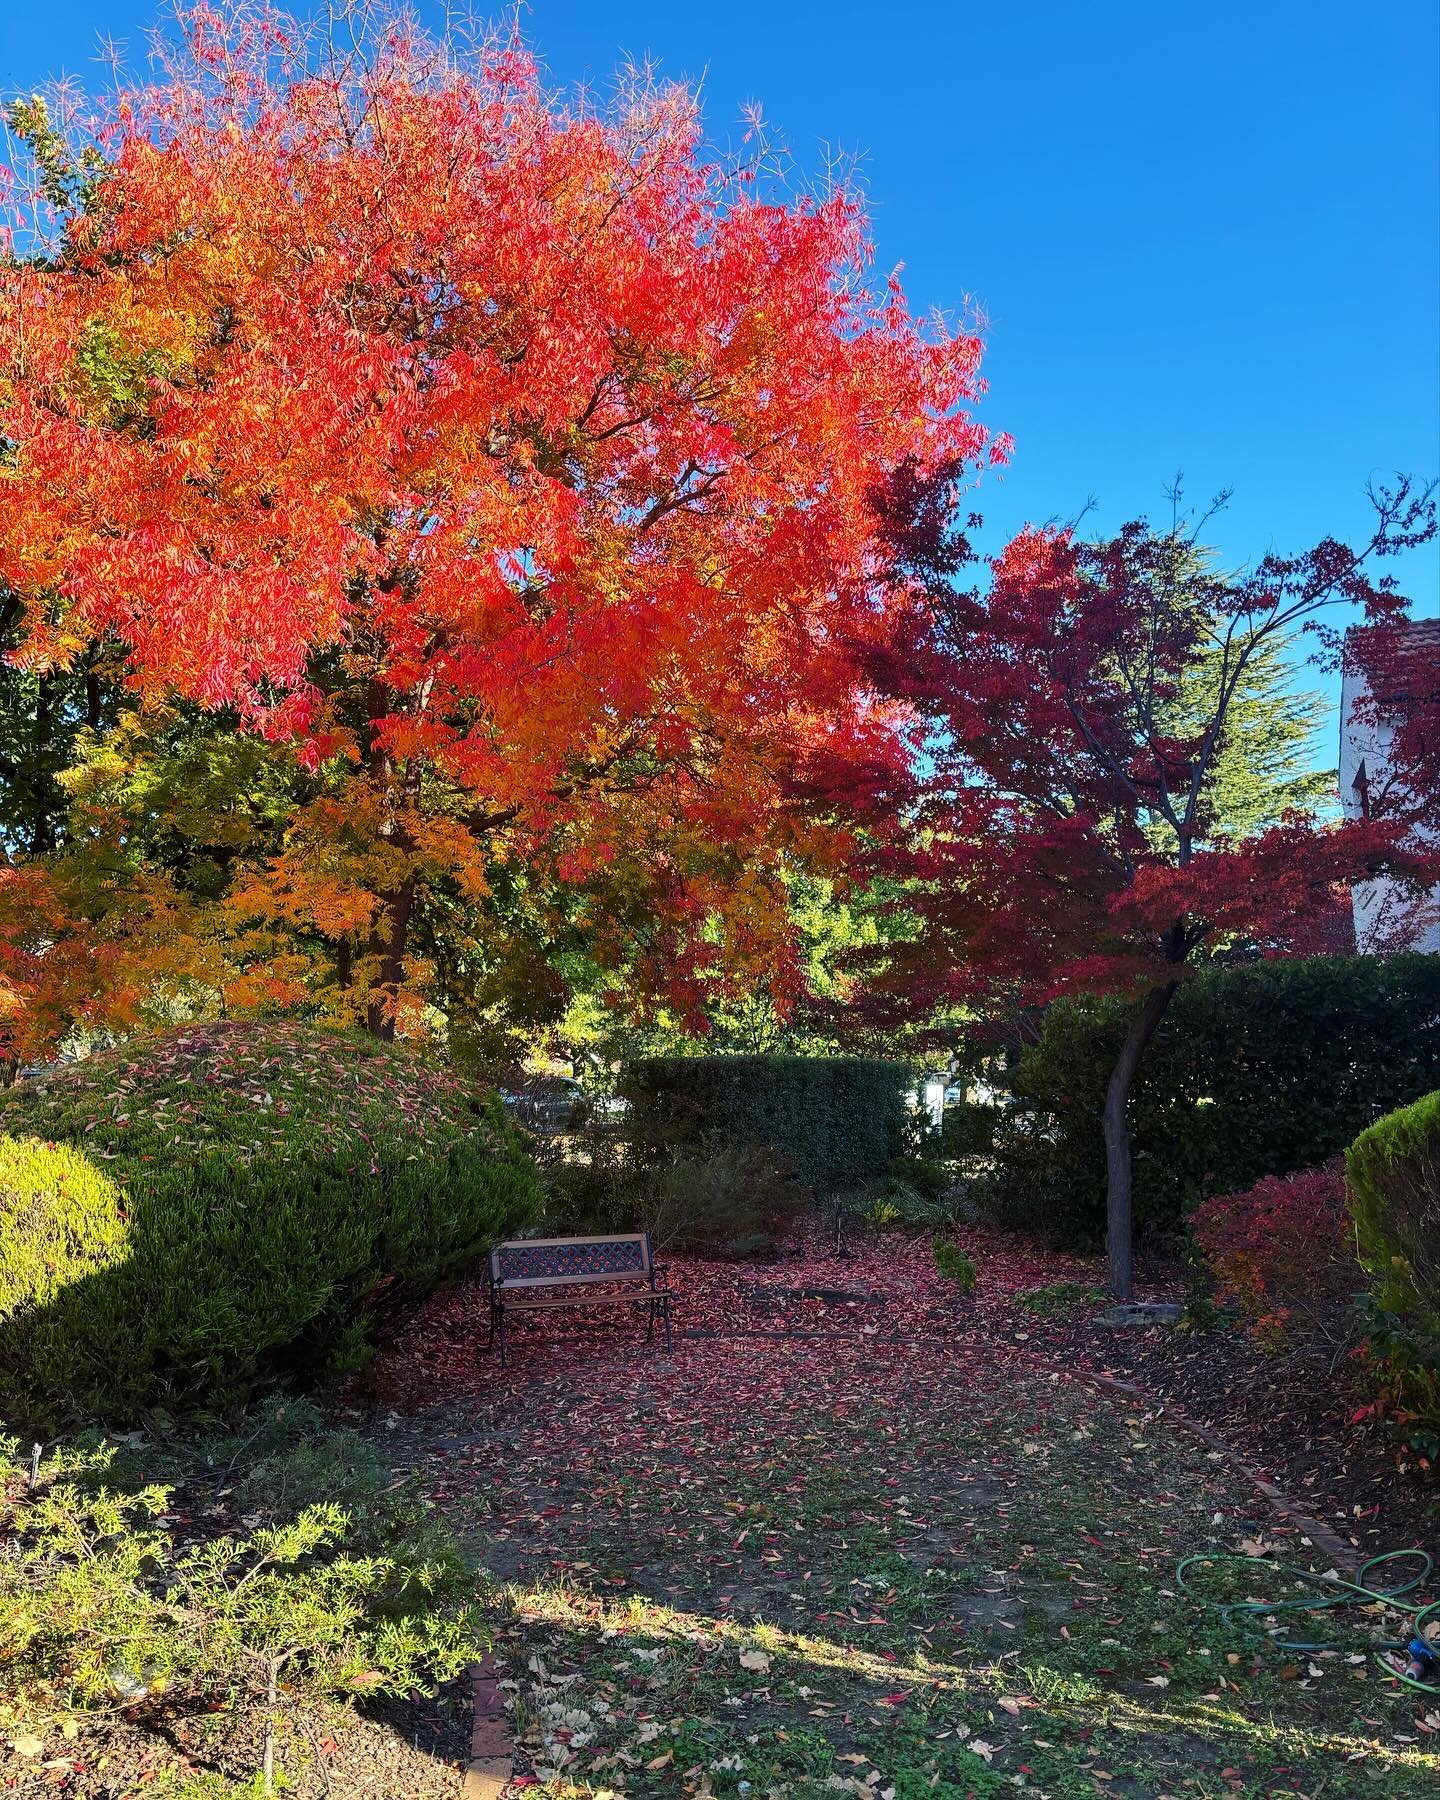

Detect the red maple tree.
[
  {"left": 1345, "top": 616, "right": 1440, "bottom": 831},
  {"left": 0, "top": 6, "right": 1004, "bottom": 1050},
  {"left": 894, "top": 478, "right": 1437, "bottom": 1298}
]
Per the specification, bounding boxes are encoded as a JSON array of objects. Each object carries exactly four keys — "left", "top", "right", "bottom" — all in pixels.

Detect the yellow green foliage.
[{"left": 0, "top": 1137, "right": 126, "bottom": 1316}]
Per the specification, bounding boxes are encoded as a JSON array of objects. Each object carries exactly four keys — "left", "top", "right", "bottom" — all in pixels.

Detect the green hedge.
[
  {"left": 976, "top": 955, "right": 1440, "bottom": 1245},
  {"left": 1347, "top": 1090, "right": 1440, "bottom": 1323},
  {"left": 621, "top": 1055, "right": 909, "bottom": 1197},
  {"left": 1346, "top": 1090, "right": 1440, "bottom": 1460},
  {"left": 0, "top": 1022, "right": 541, "bottom": 1430}
]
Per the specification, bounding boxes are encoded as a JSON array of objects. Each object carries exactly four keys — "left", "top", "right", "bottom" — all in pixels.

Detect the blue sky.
[{"left": 3, "top": 1, "right": 1437, "bottom": 740}]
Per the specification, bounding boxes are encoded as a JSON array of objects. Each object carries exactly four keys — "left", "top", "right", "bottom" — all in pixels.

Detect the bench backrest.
[{"left": 490, "top": 1232, "right": 653, "bottom": 1290}]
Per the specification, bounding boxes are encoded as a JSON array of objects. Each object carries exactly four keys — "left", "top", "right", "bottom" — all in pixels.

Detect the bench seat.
[
  {"left": 500, "top": 1290, "right": 659, "bottom": 1311},
  {"left": 486, "top": 1232, "right": 673, "bottom": 1364}
]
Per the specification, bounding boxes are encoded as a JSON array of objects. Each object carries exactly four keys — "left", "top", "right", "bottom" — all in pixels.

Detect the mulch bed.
[
  {"left": 3, "top": 1688, "right": 471, "bottom": 1797},
  {"left": 1037, "top": 1308, "right": 1440, "bottom": 1560}
]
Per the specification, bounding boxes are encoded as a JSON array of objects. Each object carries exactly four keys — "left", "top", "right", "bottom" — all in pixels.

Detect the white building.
[{"left": 1339, "top": 618, "right": 1440, "bottom": 953}]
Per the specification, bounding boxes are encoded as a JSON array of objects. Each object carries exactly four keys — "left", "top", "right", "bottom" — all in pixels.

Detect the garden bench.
[{"left": 485, "top": 1232, "right": 673, "bottom": 1366}]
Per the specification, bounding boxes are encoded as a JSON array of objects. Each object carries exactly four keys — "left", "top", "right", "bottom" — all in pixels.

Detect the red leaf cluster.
[
  {"left": 1191, "top": 1161, "right": 1354, "bottom": 1346},
  {"left": 0, "top": 5, "right": 1003, "bottom": 1047}
]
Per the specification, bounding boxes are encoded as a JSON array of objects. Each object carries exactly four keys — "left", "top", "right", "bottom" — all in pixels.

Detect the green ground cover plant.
[{"left": 0, "top": 1401, "right": 483, "bottom": 1792}]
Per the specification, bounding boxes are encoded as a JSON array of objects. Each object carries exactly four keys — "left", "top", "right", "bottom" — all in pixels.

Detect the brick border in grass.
[{"left": 463, "top": 1653, "right": 513, "bottom": 1798}]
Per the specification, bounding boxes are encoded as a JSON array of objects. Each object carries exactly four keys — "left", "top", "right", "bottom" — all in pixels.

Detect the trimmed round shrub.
[
  {"left": 1347, "top": 1089, "right": 1440, "bottom": 1322},
  {"left": 1346, "top": 1091, "right": 1440, "bottom": 1461},
  {"left": 0, "top": 1139, "right": 129, "bottom": 1413},
  {"left": 0, "top": 1136, "right": 127, "bottom": 1313},
  {"left": 0, "top": 1022, "right": 541, "bottom": 1429}
]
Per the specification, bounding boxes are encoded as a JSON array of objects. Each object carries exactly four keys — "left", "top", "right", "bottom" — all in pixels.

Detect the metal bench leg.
[
  {"left": 646, "top": 1297, "right": 656, "bottom": 1345},
  {"left": 662, "top": 1296, "right": 673, "bottom": 1354},
  {"left": 498, "top": 1306, "right": 507, "bottom": 1369}
]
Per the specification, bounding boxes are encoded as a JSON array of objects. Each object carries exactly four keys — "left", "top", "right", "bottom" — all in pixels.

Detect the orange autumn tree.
[{"left": 0, "top": 6, "right": 1002, "bottom": 1051}]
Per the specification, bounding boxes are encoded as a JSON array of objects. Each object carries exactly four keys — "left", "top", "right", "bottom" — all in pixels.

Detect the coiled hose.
[{"left": 1176, "top": 1548, "right": 1440, "bottom": 1694}]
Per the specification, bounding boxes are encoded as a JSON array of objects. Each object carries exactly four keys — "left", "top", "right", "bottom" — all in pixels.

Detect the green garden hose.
[{"left": 1175, "top": 1548, "right": 1440, "bottom": 1695}]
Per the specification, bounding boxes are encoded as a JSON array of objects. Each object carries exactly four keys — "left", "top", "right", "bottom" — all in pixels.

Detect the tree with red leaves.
[
  {"left": 0, "top": 6, "right": 1003, "bottom": 1054},
  {"left": 900, "top": 479, "right": 1437, "bottom": 1299},
  {"left": 1341, "top": 615, "right": 1440, "bottom": 949},
  {"left": 1349, "top": 617, "right": 1440, "bottom": 825}
]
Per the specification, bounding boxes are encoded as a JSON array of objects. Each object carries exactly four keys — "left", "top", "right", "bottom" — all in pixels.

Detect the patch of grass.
[
  {"left": 433, "top": 1335, "right": 1439, "bottom": 1799},
  {"left": 1014, "top": 1279, "right": 1108, "bottom": 1316}
]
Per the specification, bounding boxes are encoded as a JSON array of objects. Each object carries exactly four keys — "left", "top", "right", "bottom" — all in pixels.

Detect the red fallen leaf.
[
  {"left": 317, "top": 1737, "right": 339, "bottom": 1756},
  {"left": 880, "top": 1692, "right": 911, "bottom": 1706},
  {"left": 351, "top": 1671, "right": 384, "bottom": 1687}
]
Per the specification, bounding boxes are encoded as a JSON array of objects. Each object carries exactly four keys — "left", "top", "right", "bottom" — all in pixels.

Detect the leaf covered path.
[{"left": 380, "top": 1246, "right": 1440, "bottom": 1799}]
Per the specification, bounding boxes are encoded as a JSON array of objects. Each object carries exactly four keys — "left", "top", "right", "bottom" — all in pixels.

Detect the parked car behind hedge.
[{"left": 0, "top": 1022, "right": 541, "bottom": 1431}]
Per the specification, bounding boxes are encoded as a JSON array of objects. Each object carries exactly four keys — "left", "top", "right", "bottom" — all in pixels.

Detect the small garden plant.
[
  {"left": 932, "top": 1235, "right": 977, "bottom": 1289},
  {"left": 0, "top": 1402, "right": 484, "bottom": 1791},
  {"left": 1191, "top": 1160, "right": 1355, "bottom": 1347},
  {"left": 1014, "top": 1278, "right": 1109, "bottom": 1316}
]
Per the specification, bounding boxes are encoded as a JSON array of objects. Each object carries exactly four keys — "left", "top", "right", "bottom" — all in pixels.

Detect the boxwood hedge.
[
  {"left": 976, "top": 954, "right": 1440, "bottom": 1246},
  {"left": 1346, "top": 1090, "right": 1440, "bottom": 1459},
  {"left": 621, "top": 1054, "right": 909, "bottom": 1197},
  {"left": 0, "top": 1022, "right": 540, "bottom": 1430}
]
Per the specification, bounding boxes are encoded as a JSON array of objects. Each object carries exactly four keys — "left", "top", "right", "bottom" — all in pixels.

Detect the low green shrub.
[
  {"left": 932, "top": 1238, "right": 977, "bottom": 1290},
  {"left": 1014, "top": 1280, "right": 1109, "bottom": 1317},
  {"left": 974, "top": 955, "right": 1440, "bottom": 1246},
  {"left": 641, "top": 1139, "right": 809, "bottom": 1258},
  {"left": 1347, "top": 1091, "right": 1440, "bottom": 1463},
  {"left": 0, "top": 1023, "right": 541, "bottom": 1430},
  {"left": 940, "top": 1100, "right": 999, "bottom": 1160},
  {"left": 0, "top": 1401, "right": 481, "bottom": 1787},
  {"left": 842, "top": 1173, "right": 966, "bottom": 1234},
  {"left": 622, "top": 1054, "right": 908, "bottom": 1198},
  {"left": 536, "top": 1117, "right": 640, "bottom": 1238},
  {"left": 890, "top": 1154, "right": 953, "bottom": 1198}
]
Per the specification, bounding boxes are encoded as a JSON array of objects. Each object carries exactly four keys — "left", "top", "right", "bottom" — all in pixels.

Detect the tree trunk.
[
  {"left": 364, "top": 874, "right": 418, "bottom": 1042},
  {"left": 29, "top": 675, "right": 52, "bottom": 854},
  {"left": 1102, "top": 981, "right": 1179, "bottom": 1301}
]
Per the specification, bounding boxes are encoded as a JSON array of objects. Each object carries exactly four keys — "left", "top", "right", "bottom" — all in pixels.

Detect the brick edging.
[
  {"left": 462, "top": 1653, "right": 513, "bottom": 1797},
  {"left": 1029, "top": 1355, "right": 1362, "bottom": 1574}
]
